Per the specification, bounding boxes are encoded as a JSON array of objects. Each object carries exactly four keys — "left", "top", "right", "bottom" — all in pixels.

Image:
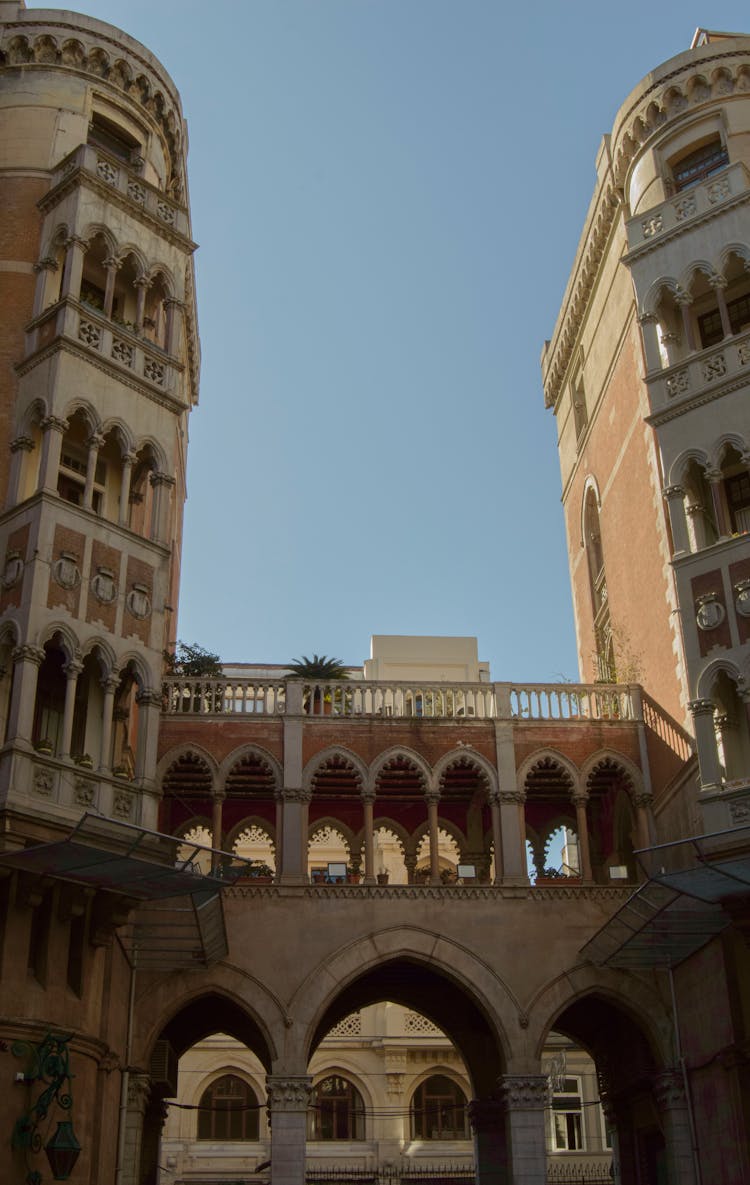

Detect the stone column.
[
  {"left": 102, "top": 256, "right": 121, "bottom": 319},
  {"left": 134, "top": 275, "right": 151, "bottom": 331},
  {"left": 404, "top": 851, "right": 417, "bottom": 885},
  {"left": 266, "top": 1075, "right": 311, "bottom": 1185},
  {"left": 211, "top": 792, "right": 225, "bottom": 870},
  {"left": 676, "top": 290, "right": 696, "bottom": 352},
  {"left": 274, "top": 787, "right": 284, "bottom": 880},
  {"left": 706, "top": 469, "right": 730, "bottom": 539},
  {"left": 663, "top": 485, "right": 690, "bottom": 556},
  {"left": 468, "top": 1098, "right": 509, "bottom": 1185},
  {"left": 689, "top": 698, "right": 723, "bottom": 792},
  {"left": 39, "top": 415, "right": 67, "bottom": 493},
  {"left": 99, "top": 675, "right": 118, "bottom": 772},
  {"left": 710, "top": 274, "right": 732, "bottom": 340},
  {"left": 6, "top": 645, "right": 45, "bottom": 747},
  {"left": 280, "top": 788, "right": 311, "bottom": 882},
  {"left": 426, "top": 788, "right": 441, "bottom": 885},
  {"left": 149, "top": 471, "right": 174, "bottom": 544},
  {"left": 637, "top": 311, "right": 662, "bottom": 372},
  {"left": 634, "top": 792, "right": 655, "bottom": 851},
  {"left": 60, "top": 657, "right": 83, "bottom": 760},
  {"left": 83, "top": 432, "right": 104, "bottom": 511},
  {"left": 654, "top": 1069, "right": 698, "bottom": 1184},
  {"left": 163, "top": 296, "right": 183, "bottom": 354},
  {"left": 500, "top": 1075, "right": 548, "bottom": 1185},
  {"left": 660, "top": 331, "right": 681, "bottom": 368},
  {"left": 61, "top": 234, "right": 87, "bottom": 299},
  {"left": 572, "top": 792, "right": 593, "bottom": 881},
  {"left": 499, "top": 790, "right": 528, "bottom": 883},
  {"left": 119, "top": 452, "right": 136, "bottom": 527},
  {"left": 489, "top": 791, "right": 504, "bottom": 884},
  {"left": 32, "top": 256, "right": 58, "bottom": 318},
  {"left": 362, "top": 787, "right": 376, "bottom": 885},
  {"left": 6, "top": 435, "right": 35, "bottom": 507},
  {"left": 119, "top": 1071, "right": 151, "bottom": 1185},
  {"left": 134, "top": 689, "right": 162, "bottom": 789}
]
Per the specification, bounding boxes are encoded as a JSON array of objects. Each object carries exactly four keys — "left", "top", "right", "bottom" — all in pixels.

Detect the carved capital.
[
  {"left": 424, "top": 788, "right": 441, "bottom": 804},
  {"left": 64, "top": 234, "right": 88, "bottom": 251},
  {"left": 12, "top": 644, "right": 45, "bottom": 667},
  {"left": 266, "top": 1075, "right": 312, "bottom": 1112},
  {"left": 150, "top": 470, "right": 175, "bottom": 489},
  {"left": 283, "top": 786, "right": 312, "bottom": 804},
  {"left": 135, "top": 688, "right": 163, "bottom": 709},
  {"left": 87, "top": 433, "right": 105, "bottom": 451},
  {"left": 708, "top": 272, "right": 728, "bottom": 291},
  {"left": 653, "top": 1069, "right": 687, "bottom": 1111},
  {"left": 572, "top": 792, "right": 589, "bottom": 808},
  {"left": 360, "top": 786, "right": 376, "bottom": 804},
  {"left": 634, "top": 792, "right": 654, "bottom": 810},
  {"left": 10, "top": 435, "right": 35, "bottom": 455},
  {"left": 500, "top": 1074, "right": 549, "bottom": 1110},
  {"left": 127, "top": 1072, "right": 151, "bottom": 1114},
  {"left": 34, "top": 256, "right": 59, "bottom": 273},
  {"left": 41, "top": 415, "right": 68, "bottom": 435},
  {"left": 662, "top": 484, "right": 684, "bottom": 499},
  {"left": 134, "top": 275, "right": 152, "bottom": 290},
  {"left": 637, "top": 312, "right": 659, "bottom": 325},
  {"left": 499, "top": 789, "right": 526, "bottom": 805},
  {"left": 689, "top": 698, "right": 716, "bottom": 718},
  {"left": 63, "top": 658, "right": 84, "bottom": 679},
  {"left": 103, "top": 255, "right": 123, "bottom": 272}
]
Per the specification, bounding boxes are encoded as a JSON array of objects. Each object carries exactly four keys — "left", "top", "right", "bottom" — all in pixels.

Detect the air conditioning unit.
[{"left": 149, "top": 1039, "right": 178, "bottom": 1097}]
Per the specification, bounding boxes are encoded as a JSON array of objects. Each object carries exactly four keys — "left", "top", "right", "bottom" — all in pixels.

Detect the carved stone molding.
[
  {"left": 127, "top": 1072, "right": 152, "bottom": 1113},
  {"left": 266, "top": 1075, "right": 312, "bottom": 1112},
  {"left": 283, "top": 786, "right": 312, "bottom": 804},
  {"left": 653, "top": 1069, "right": 687, "bottom": 1111},
  {"left": 500, "top": 1074, "right": 549, "bottom": 1110},
  {"left": 499, "top": 789, "right": 526, "bottom": 805},
  {"left": 13, "top": 644, "right": 45, "bottom": 666}
]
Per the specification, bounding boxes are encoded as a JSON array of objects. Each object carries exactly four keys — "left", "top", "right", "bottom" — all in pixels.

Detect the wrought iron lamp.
[{"left": 12, "top": 1032, "right": 81, "bottom": 1182}]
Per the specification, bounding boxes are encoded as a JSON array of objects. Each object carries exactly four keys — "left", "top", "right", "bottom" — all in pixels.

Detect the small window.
[
  {"left": 410, "top": 1075, "right": 468, "bottom": 1140},
  {"left": 698, "top": 292, "right": 750, "bottom": 349},
  {"left": 197, "top": 1074, "right": 259, "bottom": 1141},
  {"left": 673, "top": 138, "right": 728, "bottom": 191},
  {"left": 550, "top": 1076, "right": 584, "bottom": 1151},
  {"left": 308, "top": 1075, "right": 365, "bottom": 1141},
  {"left": 725, "top": 471, "right": 750, "bottom": 533},
  {"left": 88, "top": 112, "right": 140, "bottom": 163}
]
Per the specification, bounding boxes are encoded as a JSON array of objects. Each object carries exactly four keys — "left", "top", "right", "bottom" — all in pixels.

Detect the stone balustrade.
[
  {"left": 626, "top": 161, "right": 749, "bottom": 252},
  {"left": 163, "top": 677, "right": 640, "bottom": 723},
  {"left": 646, "top": 326, "right": 750, "bottom": 412},
  {"left": 51, "top": 143, "right": 189, "bottom": 238}
]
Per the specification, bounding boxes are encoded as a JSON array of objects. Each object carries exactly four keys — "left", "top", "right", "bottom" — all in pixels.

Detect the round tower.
[{"left": 0, "top": 0, "right": 199, "bottom": 831}]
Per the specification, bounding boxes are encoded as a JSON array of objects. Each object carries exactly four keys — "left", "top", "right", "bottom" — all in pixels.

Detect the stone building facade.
[{"left": 0, "top": 6, "right": 748, "bottom": 1185}]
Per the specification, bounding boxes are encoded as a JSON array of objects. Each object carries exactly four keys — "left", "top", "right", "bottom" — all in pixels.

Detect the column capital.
[
  {"left": 87, "top": 432, "right": 105, "bottom": 450},
  {"left": 135, "top": 689, "right": 163, "bottom": 709},
  {"left": 150, "top": 470, "right": 175, "bottom": 488},
  {"left": 424, "top": 787, "right": 441, "bottom": 804},
  {"left": 360, "top": 786, "right": 376, "bottom": 804},
  {"left": 123, "top": 450, "right": 138, "bottom": 467},
  {"left": 64, "top": 234, "right": 88, "bottom": 251},
  {"left": 637, "top": 311, "right": 659, "bottom": 325},
  {"left": 634, "top": 791, "right": 654, "bottom": 810},
  {"left": 13, "top": 644, "right": 45, "bottom": 666},
  {"left": 662, "top": 484, "right": 684, "bottom": 499},
  {"left": 101, "top": 674, "right": 120, "bottom": 694},
  {"left": 499, "top": 789, "right": 526, "bottom": 805},
  {"left": 33, "top": 255, "right": 59, "bottom": 273},
  {"left": 689, "top": 698, "right": 716, "bottom": 718},
  {"left": 163, "top": 296, "right": 184, "bottom": 310},
  {"left": 103, "top": 255, "right": 123, "bottom": 272},
  {"left": 63, "top": 657, "right": 84, "bottom": 678},
  {"left": 266, "top": 1075, "right": 312, "bottom": 1112},
  {"left": 10, "top": 435, "right": 35, "bottom": 454},
  {"left": 708, "top": 271, "right": 728, "bottom": 291},
  {"left": 127, "top": 1071, "right": 152, "bottom": 1114},
  {"left": 499, "top": 1074, "right": 549, "bottom": 1110},
  {"left": 283, "top": 785, "right": 312, "bottom": 804},
  {"left": 41, "top": 415, "right": 68, "bottom": 434},
  {"left": 572, "top": 791, "right": 589, "bottom": 807},
  {"left": 674, "top": 287, "right": 692, "bottom": 307},
  {"left": 134, "top": 274, "right": 152, "bottom": 290},
  {"left": 653, "top": 1068, "right": 687, "bottom": 1111}
]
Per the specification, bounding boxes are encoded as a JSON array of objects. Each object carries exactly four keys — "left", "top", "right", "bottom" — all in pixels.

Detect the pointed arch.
[
  {"left": 433, "top": 748, "right": 498, "bottom": 798},
  {"left": 369, "top": 745, "right": 433, "bottom": 791},
  {"left": 302, "top": 745, "right": 368, "bottom": 796},
  {"left": 641, "top": 275, "right": 679, "bottom": 318},
  {"left": 696, "top": 656, "right": 746, "bottom": 700},
  {"left": 517, "top": 748, "right": 580, "bottom": 796},
  {"left": 36, "top": 621, "right": 80, "bottom": 661},
  {"left": 157, "top": 742, "right": 219, "bottom": 787},
  {"left": 218, "top": 743, "right": 282, "bottom": 795},
  {"left": 580, "top": 750, "right": 644, "bottom": 801},
  {"left": 667, "top": 447, "right": 711, "bottom": 487}
]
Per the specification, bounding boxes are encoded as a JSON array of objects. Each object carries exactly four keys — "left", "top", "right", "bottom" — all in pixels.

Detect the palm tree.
[{"left": 286, "top": 654, "right": 348, "bottom": 679}]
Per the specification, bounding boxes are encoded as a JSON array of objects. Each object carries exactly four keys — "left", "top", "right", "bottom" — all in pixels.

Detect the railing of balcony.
[
  {"left": 162, "top": 678, "right": 640, "bottom": 722},
  {"left": 641, "top": 691, "right": 694, "bottom": 762},
  {"left": 50, "top": 143, "right": 189, "bottom": 236},
  {"left": 625, "top": 161, "right": 749, "bottom": 252}
]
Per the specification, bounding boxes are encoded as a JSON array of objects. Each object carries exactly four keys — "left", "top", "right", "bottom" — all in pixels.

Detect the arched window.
[
  {"left": 308, "top": 1075, "right": 365, "bottom": 1140},
  {"left": 411, "top": 1075, "right": 468, "bottom": 1140},
  {"left": 197, "top": 1074, "right": 259, "bottom": 1141}
]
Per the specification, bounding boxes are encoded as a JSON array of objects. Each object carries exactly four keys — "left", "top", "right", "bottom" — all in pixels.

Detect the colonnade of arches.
[
  {"left": 127, "top": 942, "right": 684, "bottom": 1185},
  {"left": 0, "top": 619, "right": 161, "bottom": 779},
  {"left": 7, "top": 394, "right": 174, "bottom": 542},
  {"left": 158, "top": 742, "right": 652, "bottom": 886},
  {"left": 640, "top": 245, "right": 750, "bottom": 373}
]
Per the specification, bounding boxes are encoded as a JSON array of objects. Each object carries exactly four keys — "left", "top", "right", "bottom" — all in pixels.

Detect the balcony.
[
  {"left": 645, "top": 325, "right": 750, "bottom": 414},
  {"left": 43, "top": 143, "right": 191, "bottom": 240},
  {"left": 625, "top": 161, "right": 750, "bottom": 253},
  {"left": 23, "top": 298, "right": 184, "bottom": 404}
]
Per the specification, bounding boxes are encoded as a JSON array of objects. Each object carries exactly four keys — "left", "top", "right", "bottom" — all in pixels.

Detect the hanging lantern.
[{"left": 44, "top": 1120, "right": 81, "bottom": 1180}]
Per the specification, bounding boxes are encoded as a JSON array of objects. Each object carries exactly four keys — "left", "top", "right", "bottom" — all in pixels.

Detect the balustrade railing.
[
  {"left": 641, "top": 691, "right": 694, "bottom": 761},
  {"left": 162, "top": 677, "right": 640, "bottom": 723}
]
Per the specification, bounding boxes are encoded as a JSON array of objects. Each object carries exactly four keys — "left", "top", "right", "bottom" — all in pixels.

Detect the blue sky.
[{"left": 45, "top": 0, "right": 750, "bottom": 678}]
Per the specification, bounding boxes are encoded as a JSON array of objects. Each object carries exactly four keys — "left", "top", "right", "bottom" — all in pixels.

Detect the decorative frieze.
[{"left": 265, "top": 1076, "right": 312, "bottom": 1111}]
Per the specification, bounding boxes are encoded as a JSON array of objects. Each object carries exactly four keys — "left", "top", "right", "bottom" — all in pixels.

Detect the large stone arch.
[{"left": 292, "top": 925, "right": 519, "bottom": 1097}]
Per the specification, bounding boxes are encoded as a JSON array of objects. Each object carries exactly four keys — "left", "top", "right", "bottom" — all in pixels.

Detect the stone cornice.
[{"left": 15, "top": 333, "right": 190, "bottom": 417}]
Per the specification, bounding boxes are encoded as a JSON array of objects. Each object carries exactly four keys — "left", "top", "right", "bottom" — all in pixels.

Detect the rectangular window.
[
  {"left": 673, "top": 138, "right": 728, "bottom": 190},
  {"left": 551, "top": 1077, "right": 585, "bottom": 1151}
]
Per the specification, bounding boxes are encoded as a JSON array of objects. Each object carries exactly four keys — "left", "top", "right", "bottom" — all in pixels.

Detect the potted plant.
[
  {"left": 249, "top": 862, "right": 274, "bottom": 884},
  {"left": 286, "top": 654, "right": 348, "bottom": 715}
]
